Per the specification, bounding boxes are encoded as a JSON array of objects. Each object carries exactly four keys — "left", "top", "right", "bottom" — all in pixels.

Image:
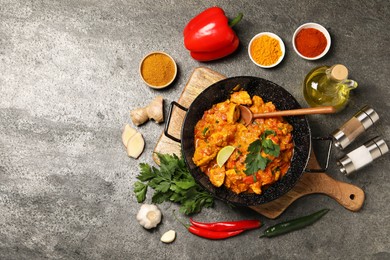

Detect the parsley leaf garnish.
[
  {"left": 262, "top": 138, "right": 280, "bottom": 157},
  {"left": 133, "top": 153, "right": 214, "bottom": 215},
  {"left": 134, "top": 182, "right": 148, "bottom": 202},
  {"left": 245, "top": 140, "right": 269, "bottom": 174},
  {"left": 244, "top": 130, "right": 280, "bottom": 176},
  {"left": 202, "top": 126, "right": 209, "bottom": 136},
  {"left": 136, "top": 163, "right": 155, "bottom": 181}
]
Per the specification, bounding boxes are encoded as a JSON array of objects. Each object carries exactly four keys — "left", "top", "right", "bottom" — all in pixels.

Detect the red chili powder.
[{"left": 295, "top": 28, "right": 327, "bottom": 57}]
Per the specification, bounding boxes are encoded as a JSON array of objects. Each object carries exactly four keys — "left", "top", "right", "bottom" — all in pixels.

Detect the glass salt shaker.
[
  {"left": 332, "top": 105, "right": 379, "bottom": 149},
  {"left": 337, "top": 136, "right": 389, "bottom": 176}
]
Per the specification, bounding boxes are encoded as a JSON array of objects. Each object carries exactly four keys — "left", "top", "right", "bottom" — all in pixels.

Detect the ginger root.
[
  {"left": 126, "top": 132, "right": 145, "bottom": 159},
  {"left": 122, "top": 124, "right": 137, "bottom": 147},
  {"left": 122, "top": 124, "right": 145, "bottom": 159},
  {"left": 130, "top": 96, "right": 164, "bottom": 126}
]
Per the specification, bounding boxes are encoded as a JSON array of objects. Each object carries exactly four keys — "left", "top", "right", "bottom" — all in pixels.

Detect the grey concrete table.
[{"left": 1, "top": 1, "right": 389, "bottom": 259}]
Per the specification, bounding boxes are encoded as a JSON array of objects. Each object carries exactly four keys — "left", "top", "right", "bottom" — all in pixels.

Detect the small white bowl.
[
  {"left": 139, "top": 51, "right": 177, "bottom": 89},
  {"left": 292, "top": 22, "right": 331, "bottom": 60},
  {"left": 248, "top": 32, "right": 285, "bottom": 68}
]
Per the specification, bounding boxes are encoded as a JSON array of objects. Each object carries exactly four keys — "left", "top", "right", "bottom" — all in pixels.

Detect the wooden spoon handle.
[{"left": 253, "top": 106, "right": 336, "bottom": 119}]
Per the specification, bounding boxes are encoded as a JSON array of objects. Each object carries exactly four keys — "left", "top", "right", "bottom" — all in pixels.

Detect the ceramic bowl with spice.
[
  {"left": 292, "top": 23, "right": 331, "bottom": 60},
  {"left": 248, "top": 32, "right": 285, "bottom": 68},
  {"left": 139, "top": 51, "right": 177, "bottom": 89}
]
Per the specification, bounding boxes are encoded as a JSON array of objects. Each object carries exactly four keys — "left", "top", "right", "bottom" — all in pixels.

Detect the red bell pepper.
[{"left": 183, "top": 7, "right": 243, "bottom": 61}]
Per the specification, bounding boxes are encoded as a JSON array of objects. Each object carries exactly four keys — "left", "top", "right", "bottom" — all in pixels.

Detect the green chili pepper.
[{"left": 260, "top": 208, "right": 330, "bottom": 238}]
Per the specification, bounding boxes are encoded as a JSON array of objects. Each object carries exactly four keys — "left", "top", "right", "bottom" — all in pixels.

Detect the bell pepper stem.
[{"left": 229, "top": 13, "right": 243, "bottom": 27}]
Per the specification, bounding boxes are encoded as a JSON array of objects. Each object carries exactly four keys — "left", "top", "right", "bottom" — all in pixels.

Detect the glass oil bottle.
[{"left": 303, "top": 64, "right": 358, "bottom": 112}]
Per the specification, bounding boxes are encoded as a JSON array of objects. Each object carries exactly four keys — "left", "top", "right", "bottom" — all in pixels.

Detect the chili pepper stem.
[
  {"left": 173, "top": 210, "right": 190, "bottom": 229},
  {"left": 228, "top": 13, "right": 243, "bottom": 27}
]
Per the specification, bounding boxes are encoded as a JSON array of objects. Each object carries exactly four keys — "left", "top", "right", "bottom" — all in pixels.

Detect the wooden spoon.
[{"left": 239, "top": 105, "right": 336, "bottom": 126}]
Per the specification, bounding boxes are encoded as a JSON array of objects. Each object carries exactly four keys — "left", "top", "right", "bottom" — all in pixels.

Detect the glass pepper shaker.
[{"left": 332, "top": 105, "right": 379, "bottom": 149}]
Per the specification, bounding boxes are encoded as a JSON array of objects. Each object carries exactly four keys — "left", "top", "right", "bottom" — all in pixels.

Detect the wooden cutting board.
[{"left": 153, "top": 67, "right": 365, "bottom": 219}]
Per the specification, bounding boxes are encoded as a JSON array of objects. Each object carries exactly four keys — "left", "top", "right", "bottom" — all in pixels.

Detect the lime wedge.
[{"left": 217, "top": 146, "right": 236, "bottom": 167}]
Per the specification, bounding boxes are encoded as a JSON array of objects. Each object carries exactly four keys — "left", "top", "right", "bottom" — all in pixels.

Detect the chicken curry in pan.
[{"left": 192, "top": 90, "right": 294, "bottom": 195}]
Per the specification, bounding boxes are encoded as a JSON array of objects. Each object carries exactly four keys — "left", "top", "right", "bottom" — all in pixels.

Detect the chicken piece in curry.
[{"left": 192, "top": 91, "right": 294, "bottom": 195}]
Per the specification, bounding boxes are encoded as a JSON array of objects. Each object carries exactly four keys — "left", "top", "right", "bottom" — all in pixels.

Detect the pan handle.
[
  {"left": 306, "top": 136, "right": 333, "bottom": 172},
  {"left": 164, "top": 101, "right": 188, "bottom": 143}
]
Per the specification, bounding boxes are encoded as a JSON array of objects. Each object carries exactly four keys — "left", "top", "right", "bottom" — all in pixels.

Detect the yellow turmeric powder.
[
  {"left": 141, "top": 52, "right": 176, "bottom": 87},
  {"left": 250, "top": 35, "right": 282, "bottom": 66}
]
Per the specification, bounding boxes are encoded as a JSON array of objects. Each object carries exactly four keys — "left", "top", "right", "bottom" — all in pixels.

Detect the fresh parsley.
[
  {"left": 133, "top": 153, "right": 214, "bottom": 215},
  {"left": 244, "top": 130, "right": 280, "bottom": 176}
]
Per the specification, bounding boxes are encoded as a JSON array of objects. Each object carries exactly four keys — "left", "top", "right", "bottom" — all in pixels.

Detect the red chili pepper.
[
  {"left": 189, "top": 225, "right": 244, "bottom": 240},
  {"left": 183, "top": 6, "right": 243, "bottom": 61},
  {"left": 173, "top": 210, "right": 245, "bottom": 240},
  {"left": 190, "top": 218, "right": 261, "bottom": 232},
  {"left": 243, "top": 175, "right": 256, "bottom": 184}
]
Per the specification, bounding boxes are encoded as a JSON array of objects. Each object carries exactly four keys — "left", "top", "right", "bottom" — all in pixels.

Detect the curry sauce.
[{"left": 192, "top": 91, "right": 294, "bottom": 195}]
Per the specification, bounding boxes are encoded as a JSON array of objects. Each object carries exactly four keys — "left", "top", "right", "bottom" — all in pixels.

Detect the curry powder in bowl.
[
  {"left": 248, "top": 32, "right": 285, "bottom": 68},
  {"left": 292, "top": 22, "right": 331, "bottom": 60},
  {"left": 139, "top": 51, "right": 177, "bottom": 89}
]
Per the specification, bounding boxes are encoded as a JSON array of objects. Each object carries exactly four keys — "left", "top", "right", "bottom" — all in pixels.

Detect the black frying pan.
[{"left": 165, "top": 76, "right": 311, "bottom": 206}]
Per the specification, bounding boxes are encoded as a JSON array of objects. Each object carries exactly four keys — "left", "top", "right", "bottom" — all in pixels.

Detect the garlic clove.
[
  {"left": 161, "top": 230, "right": 176, "bottom": 243},
  {"left": 136, "top": 204, "right": 162, "bottom": 229}
]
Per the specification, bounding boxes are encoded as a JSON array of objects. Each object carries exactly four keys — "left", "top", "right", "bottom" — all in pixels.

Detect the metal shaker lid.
[
  {"left": 337, "top": 156, "right": 355, "bottom": 175},
  {"left": 332, "top": 129, "right": 349, "bottom": 149},
  {"left": 355, "top": 106, "right": 379, "bottom": 129},
  {"left": 365, "top": 136, "right": 389, "bottom": 160}
]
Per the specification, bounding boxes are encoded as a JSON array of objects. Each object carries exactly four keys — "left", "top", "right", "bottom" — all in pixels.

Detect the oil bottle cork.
[
  {"left": 330, "top": 64, "right": 348, "bottom": 81},
  {"left": 332, "top": 106, "right": 379, "bottom": 149}
]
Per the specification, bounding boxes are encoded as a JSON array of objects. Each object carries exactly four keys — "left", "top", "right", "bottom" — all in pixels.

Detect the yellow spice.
[
  {"left": 141, "top": 53, "right": 175, "bottom": 87},
  {"left": 250, "top": 35, "right": 282, "bottom": 66}
]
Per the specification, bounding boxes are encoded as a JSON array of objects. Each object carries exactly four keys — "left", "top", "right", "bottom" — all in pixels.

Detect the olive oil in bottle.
[{"left": 303, "top": 64, "right": 358, "bottom": 112}]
